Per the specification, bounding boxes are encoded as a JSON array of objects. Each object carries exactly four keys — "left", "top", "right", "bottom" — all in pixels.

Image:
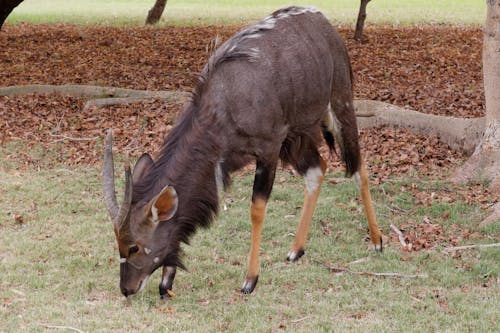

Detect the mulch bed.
[
  {"left": 0, "top": 23, "right": 484, "bottom": 117},
  {"left": 0, "top": 23, "right": 493, "bottom": 251},
  {"left": 1, "top": 24, "right": 482, "bottom": 174}
]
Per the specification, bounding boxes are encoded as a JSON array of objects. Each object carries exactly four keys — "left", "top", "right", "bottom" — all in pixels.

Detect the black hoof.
[
  {"left": 287, "top": 248, "right": 305, "bottom": 262},
  {"left": 241, "top": 276, "right": 258, "bottom": 294},
  {"left": 374, "top": 235, "right": 383, "bottom": 253},
  {"left": 159, "top": 287, "right": 169, "bottom": 299}
]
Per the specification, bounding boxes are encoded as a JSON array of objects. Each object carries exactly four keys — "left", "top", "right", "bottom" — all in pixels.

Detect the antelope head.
[{"left": 102, "top": 130, "right": 179, "bottom": 297}]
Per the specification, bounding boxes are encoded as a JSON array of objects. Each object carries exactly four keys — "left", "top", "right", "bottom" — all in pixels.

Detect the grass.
[
  {"left": 7, "top": 0, "right": 486, "bottom": 26},
  {"left": 0, "top": 147, "right": 499, "bottom": 332}
]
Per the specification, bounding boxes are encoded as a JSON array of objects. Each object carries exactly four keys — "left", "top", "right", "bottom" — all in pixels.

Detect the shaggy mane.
[{"left": 192, "top": 6, "right": 320, "bottom": 105}]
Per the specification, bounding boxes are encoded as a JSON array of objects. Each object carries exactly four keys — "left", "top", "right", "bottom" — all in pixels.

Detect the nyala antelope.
[{"left": 102, "top": 6, "right": 382, "bottom": 298}]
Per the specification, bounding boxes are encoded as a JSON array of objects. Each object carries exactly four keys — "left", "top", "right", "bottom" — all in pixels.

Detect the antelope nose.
[{"left": 120, "top": 286, "right": 133, "bottom": 297}]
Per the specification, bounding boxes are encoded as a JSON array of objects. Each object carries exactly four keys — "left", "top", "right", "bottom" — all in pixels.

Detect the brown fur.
[{"left": 104, "top": 6, "right": 380, "bottom": 297}]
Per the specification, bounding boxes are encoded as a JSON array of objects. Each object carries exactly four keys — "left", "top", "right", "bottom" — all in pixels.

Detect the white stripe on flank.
[{"left": 304, "top": 166, "right": 324, "bottom": 195}]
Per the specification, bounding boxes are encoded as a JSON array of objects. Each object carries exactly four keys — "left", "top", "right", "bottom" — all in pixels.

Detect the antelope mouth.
[
  {"left": 137, "top": 275, "right": 150, "bottom": 294},
  {"left": 122, "top": 275, "right": 151, "bottom": 298}
]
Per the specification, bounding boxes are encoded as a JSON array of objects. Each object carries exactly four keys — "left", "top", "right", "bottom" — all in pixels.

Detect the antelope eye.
[{"left": 128, "top": 245, "right": 139, "bottom": 256}]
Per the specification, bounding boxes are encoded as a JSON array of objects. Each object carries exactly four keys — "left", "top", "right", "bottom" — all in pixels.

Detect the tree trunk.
[
  {"left": 452, "top": 0, "right": 500, "bottom": 225},
  {"left": 0, "top": 0, "right": 24, "bottom": 30},
  {"left": 145, "top": 0, "right": 168, "bottom": 25},
  {"left": 354, "top": 0, "right": 371, "bottom": 41}
]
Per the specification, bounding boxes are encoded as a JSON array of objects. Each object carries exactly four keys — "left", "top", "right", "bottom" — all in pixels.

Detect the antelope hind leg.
[
  {"left": 355, "top": 158, "right": 383, "bottom": 251},
  {"left": 287, "top": 156, "right": 327, "bottom": 261}
]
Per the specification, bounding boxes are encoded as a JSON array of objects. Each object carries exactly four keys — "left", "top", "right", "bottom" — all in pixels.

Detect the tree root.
[
  {"left": 83, "top": 94, "right": 188, "bottom": 111},
  {"left": 0, "top": 85, "right": 484, "bottom": 154},
  {"left": 479, "top": 202, "right": 500, "bottom": 227},
  {"left": 0, "top": 84, "right": 486, "bottom": 155},
  {"left": 0, "top": 84, "right": 189, "bottom": 101},
  {"left": 1, "top": 84, "right": 496, "bottom": 223},
  {"left": 451, "top": 120, "right": 500, "bottom": 186},
  {"left": 354, "top": 100, "right": 497, "bottom": 225},
  {"left": 354, "top": 100, "right": 485, "bottom": 154}
]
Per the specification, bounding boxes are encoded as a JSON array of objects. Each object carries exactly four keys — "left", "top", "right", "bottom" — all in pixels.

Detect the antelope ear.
[
  {"left": 149, "top": 185, "right": 178, "bottom": 223},
  {"left": 133, "top": 153, "right": 154, "bottom": 184}
]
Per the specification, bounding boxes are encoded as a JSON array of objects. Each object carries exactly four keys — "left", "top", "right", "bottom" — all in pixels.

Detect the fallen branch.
[
  {"left": 39, "top": 324, "right": 84, "bottom": 333},
  {"left": 321, "top": 263, "right": 427, "bottom": 279},
  {"left": 442, "top": 242, "right": 500, "bottom": 253},
  {"left": 389, "top": 223, "right": 412, "bottom": 251}
]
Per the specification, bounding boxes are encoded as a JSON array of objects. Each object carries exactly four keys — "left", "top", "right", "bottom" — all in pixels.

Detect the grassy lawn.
[
  {"left": 1, "top": 148, "right": 498, "bottom": 332},
  {"left": 8, "top": 0, "right": 486, "bottom": 26}
]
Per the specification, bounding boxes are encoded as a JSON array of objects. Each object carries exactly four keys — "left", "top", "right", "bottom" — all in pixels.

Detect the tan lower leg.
[
  {"left": 288, "top": 158, "right": 327, "bottom": 260},
  {"left": 246, "top": 198, "right": 267, "bottom": 280},
  {"left": 358, "top": 159, "right": 383, "bottom": 250}
]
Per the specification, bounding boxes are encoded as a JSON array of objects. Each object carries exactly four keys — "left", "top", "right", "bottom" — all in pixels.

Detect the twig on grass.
[
  {"left": 39, "top": 324, "right": 84, "bottom": 333},
  {"left": 390, "top": 223, "right": 412, "bottom": 251},
  {"left": 319, "top": 262, "right": 427, "bottom": 279},
  {"left": 442, "top": 242, "right": 500, "bottom": 253},
  {"left": 347, "top": 257, "right": 370, "bottom": 265},
  {"left": 386, "top": 204, "right": 408, "bottom": 214},
  {"left": 291, "top": 316, "right": 309, "bottom": 324},
  {"left": 49, "top": 133, "right": 98, "bottom": 143}
]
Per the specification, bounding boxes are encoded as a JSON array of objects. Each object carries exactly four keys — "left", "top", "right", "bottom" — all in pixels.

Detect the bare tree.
[
  {"left": 146, "top": 0, "right": 168, "bottom": 25},
  {"left": 452, "top": 0, "right": 500, "bottom": 225},
  {"left": 354, "top": 0, "right": 371, "bottom": 41},
  {"left": 354, "top": 1, "right": 499, "bottom": 224},
  {"left": 0, "top": 0, "right": 24, "bottom": 30}
]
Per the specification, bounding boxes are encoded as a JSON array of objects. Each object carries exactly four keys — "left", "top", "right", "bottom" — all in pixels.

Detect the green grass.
[
  {"left": 1, "top": 148, "right": 498, "bottom": 332},
  {"left": 7, "top": 0, "right": 486, "bottom": 26}
]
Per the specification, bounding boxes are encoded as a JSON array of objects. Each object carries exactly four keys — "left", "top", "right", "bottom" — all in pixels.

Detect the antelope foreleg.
[
  {"left": 287, "top": 157, "right": 327, "bottom": 261},
  {"left": 241, "top": 198, "right": 267, "bottom": 294},
  {"left": 159, "top": 266, "right": 176, "bottom": 299},
  {"left": 241, "top": 160, "right": 277, "bottom": 294},
  {"left": 356, "top": 159, "right": 383, "bottom": 251}
]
